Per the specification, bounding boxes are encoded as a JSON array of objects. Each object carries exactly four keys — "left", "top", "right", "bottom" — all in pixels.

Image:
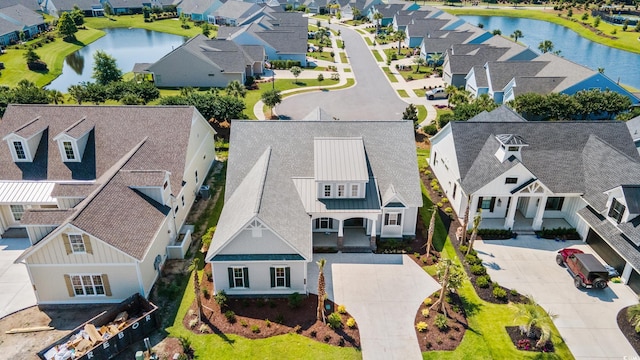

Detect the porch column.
[
  {"left": 467, "top": 196, "right": 479, "bottom": 230},
  {"left": 370, "top": 219, "right": 377, "bottom": 251},
  {"left": 504, "top": 195, "right": 518, "bottom": 230},
  {"left": 337, "top": 219, "right": 344, "bottom": 251},
  {"left": 532, "top": 195, "right": 547, "bottom": 230}
]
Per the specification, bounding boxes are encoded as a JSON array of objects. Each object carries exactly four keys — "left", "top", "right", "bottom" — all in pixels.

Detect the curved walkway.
[{"left": 307, "top": 253, "right": 440, "bottom": 360}]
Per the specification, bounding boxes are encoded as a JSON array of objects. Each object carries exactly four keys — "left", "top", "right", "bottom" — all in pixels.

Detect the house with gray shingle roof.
[
  {"left": 212, "top": 0, "right": 264, "bottom": 26},
  {"left": 138, "top": 34, "right": 265, "bottom": 88},
  {"left": 205, "top": 120, "right": 422, "bottom": 295},
  {"left": 0, "top": 4, "right": 46, "bottom": 46},
  {"left": 41, "top": 0, "right": 106, "bottom": 17},
  {"left": 177, "top": 0, "right": 224, "bottom": 22},
  {"left": 430, "top": 106, "right": 640, "bottom": 293},
  {"left": 3, "top": 104, "right": 217, "bottom": 304},
  {"left": 628, "top": 115, "right": 640, "bottom": 154}
]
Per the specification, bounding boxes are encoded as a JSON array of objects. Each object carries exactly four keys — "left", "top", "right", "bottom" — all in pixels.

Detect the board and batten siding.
[
  {"left": 139, "top": 216, "right": 172, "bottom": 297},
  {"left": 27, "top": 226, "right": 56, "bottom": 244},
  {"left": 218, "top": 227, "right": 299, "bottom": 255},
  {"left": 212, "top": 261, "right": 306, "bottom": 295},
  {"left": 29, "top": 264, "right": 138, "bottom": 304},
  {"left": 26, "top": 228, "right": 134, "bottom": 265}
]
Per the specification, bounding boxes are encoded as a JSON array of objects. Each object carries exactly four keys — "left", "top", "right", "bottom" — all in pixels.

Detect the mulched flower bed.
[
  {"left": 182, "top": 266, "right": 360, "bottom": 349},
  {"left": 617, "top": 306, "right": 640, "bottom": 355},
  {"left": 414, "top": 293, "right": 467, "bottom": 351},
  {"left": 505, "top": 326, "right": 555, "bottom": 353}
]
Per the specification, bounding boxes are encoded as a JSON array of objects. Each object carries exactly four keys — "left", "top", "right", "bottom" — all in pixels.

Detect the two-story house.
[
  {"left": 205, "top": 120, "right": 422, "bottom": 296},
  {"left": 2, "top": 105, "right": 217, "bottom": 304}
]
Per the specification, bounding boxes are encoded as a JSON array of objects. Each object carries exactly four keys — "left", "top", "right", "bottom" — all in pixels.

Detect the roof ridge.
[
  {"left": 254, "top": 147, "right": 272, "bottom": 215},
  {"left": 587, "top": 134, "right": 640, "bottom": 165},
  {"left": 60, "top": 116, "right": 88, "bottom": 136},
  {"left": 12, "top": 116, "right": 40, "bottom": 133}
]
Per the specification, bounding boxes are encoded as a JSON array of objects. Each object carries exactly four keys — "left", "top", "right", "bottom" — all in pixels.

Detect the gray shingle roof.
[
  {"left": 51, "top": 183, "right": 99, "bottom": 197},
  {"left": 467, "top": 105, "right": 525, "bottom": 122},
  {"left": 533, "top": 53, "right": 596, "bottom": 92},
  {"left": 178, "top": 0, "right": 217, "bottom": 15},
  {"left": 0, "top": 4, "right": 43, "bottom": 27},
  {"left": 447, "top": 45, "right": 510, "bottom": 75},
  {"left": 303, "top": 107, "right": 334, "bottom": 121},
  {"left": 578, "top": 206, "right": 640, "bottom": 265},
  {"left": 0, "top": 0, "right": 41, "bottom": 11},
  {"left": 1, "top": 105, "right": 201, "bottom": 260},
  {"left": 482, "top": 35, "right": 537, "bottom": 61},
  {"left": 470, "top": 65, "right": 487, "bottom": 87},
  {"left": 214, "top": 0, "right": 262, "bottom": 22},
  {"left": 407, "top": 18, "right": 449, "bottom": 37},
  {"left": 48, "top": 0, "right": 102, "bottom": 11},
  {"left": 450, "top": 115, "right": 640, "bottom": 196},
  {"left": 421, "top": 31, "right": 479, "bottom": 54},
  {"left": 223, "top": 12, "right": 307, "bottom": 55},
  {"left": 20, "top": 209, "right": 76, "bottom": 225},
  {"left": 511, "top": 76, "right": 566, "bottom": 97},
  {"left": 486, "top": 61, "right": 548, "bottom": 91},
  {"left": 460, "top": 135, "right": 519, "bottom": 193}
]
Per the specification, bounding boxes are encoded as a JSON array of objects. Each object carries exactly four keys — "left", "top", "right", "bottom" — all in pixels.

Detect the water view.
[
  {"left": 47, "top": 28, "right": 187, "bottom": 91},
  {"left": 459, "top": 15, "right": 640, "bottom": 90}
]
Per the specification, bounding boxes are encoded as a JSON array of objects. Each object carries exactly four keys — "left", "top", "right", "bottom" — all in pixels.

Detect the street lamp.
[{"left": 272, "top": 69, "right": 275, "bottom": 90}]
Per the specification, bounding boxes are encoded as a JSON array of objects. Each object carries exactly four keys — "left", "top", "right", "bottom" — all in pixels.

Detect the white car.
[{"left": 425, "top": 88, "right": 448, "bottom": 100}]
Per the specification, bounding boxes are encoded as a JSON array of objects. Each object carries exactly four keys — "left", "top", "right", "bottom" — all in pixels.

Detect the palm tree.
[
  {"left": 538, "top": 40, "right": 554, "bottom": 54},
  {"left": 430, "top": 259, "right": 464, "bottom": 316},
  {"left": 373, "top": 12, "right": 383, "bottom": 33},
  {"left": 510, "top": 296, "right": 557, "bottom": 348},
  {"left": 68, "top": 84, "right": 86, "bottom": 105},
  {"left": 412, "top": 56, "right": 426, "bottom": 73},
  {"left": 189, "top": 258, "right": 203, "bottom": 321},
  {"left": 225, "top": 80, "right": 246, "bottom": 98},
  {"left": 427, "top": 52, "right": 443, "bottom": 70},
  {"left": 424, "top": 205, "right": 437, "bottom": 258},
  {"left": 449, "top": 88, "right": 471, "bottom": 108},
  {"left": 394, "top": 30, "right": 406, "bottom": 55},
  {"left": 459, "top": 197, "right": 470, "bottom": 245},
  {"left": 317, "top": 258, "right": 327, "bottom": 323},
  {"left": 48, "top": 89, "right": 64, "bottom": 104},
  {"left": 510, "top": 29, "right": 523, "bottom": 43},
  {"left": 466, "top": 211, "right": 482, "bottom": 256},
  {"left": 445, "top": 85, "right": 458, "bottom": 108}
]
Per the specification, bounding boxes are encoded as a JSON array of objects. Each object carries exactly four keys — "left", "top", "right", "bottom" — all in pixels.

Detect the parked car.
[
  {"left": 556, "top": 248, "right": 609, "bottom": 289},
  {"left": 425, "top": 87, "right": 448, "bottom": 100}
]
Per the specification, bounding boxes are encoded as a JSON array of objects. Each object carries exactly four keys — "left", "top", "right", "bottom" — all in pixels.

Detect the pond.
[
  {"left": 459, "top": 15, "right": 640, "bottom": 90},
  {"left": 47, "top": 28, "right": 188, "bottom": 91}
]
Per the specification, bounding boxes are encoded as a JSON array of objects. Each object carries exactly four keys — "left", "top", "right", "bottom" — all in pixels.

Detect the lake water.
[
  {"left": 459, "top": 15, "right": 640, "bottom": 90},
  {"left": 47, "top": 28, "right": 187, "bottom": 91}
]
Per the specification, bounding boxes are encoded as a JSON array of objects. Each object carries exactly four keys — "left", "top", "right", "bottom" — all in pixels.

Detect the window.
[
  {"left": 351, "top": 184, "right": 359, "bottom": 197},
  {"left": 545, "top": 197, "right": 565, "bottom": 211},
  {"left": 608, "top": 198, "right": 625, "bottom": 224},
  {"left": 384, "top": 212, "right": 402, "bottom": 226},
  {"left": 163, "top": 181, "right": 168, "bottom": 190},
  {"left": 433, "top": 152, "right": 438, "bottom": 165},
  {"left": 228, "top": 267, "right": 249, "bottom": 288},
  {"left": 181, "top": 195, "right": 185, "bottom": 207},
  {"left": 323, "top": 184, "right": 332, "bottom": 197},
  {"left": 337, "top": 184, "right": 345, "bottom": 197},
  {"left": 195, "top": 170, "right": 199, "bottom": 184},
  {"left": 505, "top": 177, "right": 518, "bottom": 184},
  {"left": 507, "top": 146, "right": 519, "bottom": 151},
  {"left": 270, "top": 267, "right": 290, "bottom": 288},
  {"left": 69, "top": 274, "right": 107, "bottom": 296},
  {"left": 63, "top": 141, "right": 75, "bottom": 160},
  {"left": 13, "top": 141, "right": 26, "bottom": 160},
  {"left": 10, "top": 205, "right": 25, "bottom": 221},
  {"left": 69, "top": 234, "right": 85, "bottom": 253},
  {"left": 452, "top": 183, "right": 457, "bottom": 199},
  {"left": 315, "top": 217, "right": 333, "bottom": 229},
  {"left": 477, "top": 197, "right": 495, "bottom": 212},
  {"left": 175, "top": 205, "right": 179, "bottom": 213}
]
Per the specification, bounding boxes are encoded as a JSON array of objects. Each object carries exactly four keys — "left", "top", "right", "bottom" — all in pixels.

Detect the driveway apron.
[
  {"left": 308, "top": 253, "right": 440, "bottom": 360},
  {"left": 475, "top": 236, "right": 638, "bottom": 359},
  {"left": 276, "top": 23, "right": 407, "bottom": 120},
  {"left": 0, "top": 236, "right": 36, "bottom": 319}
]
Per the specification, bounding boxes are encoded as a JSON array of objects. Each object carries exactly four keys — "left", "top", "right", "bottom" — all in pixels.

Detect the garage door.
[
  {"left": 585, "top": 229, "right": 626, "bottom": 274},
  {"left": 628, "top": 269, "right": 640, "bottom": 295}
]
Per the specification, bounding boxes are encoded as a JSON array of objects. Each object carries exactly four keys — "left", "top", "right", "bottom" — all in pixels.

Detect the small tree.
[
  {"left": 317, "top": 258, "right": 327, "bottom": 323},
  {"left": 48, "top": 89, "right": 64, "bottom": 104},
  {"left": 189, "top": 258, "right": 203, "bottom": 321},
  {"left": 459, "top": 197, "right": 470, "bottom": 245},
  {"left": 510, "top": 29, "right": 523, "bottom": 43},
  {"left": 466, "top": 211, "right": 482, "bottom": 256},
  {"left": 261, "top": 89, "right": 282, "bottom": 118},
  {"left": 538, "top": 40, "right": 554, "bottom": 54},
  {"left": 394, "top": 30, "right": 406, "bottom": 55},
  {"left": 103, "top": 3, "right": 113, "bottom": 17},
  {"left": 430, "top": 259, "right": 464, "bottom": 316},
  {"left": 92, "top": 50, "right": 122, "bottom": 85},
  {"left": 290, "top": 66, "right": 302, "bottom": 83},
  {"left": 317, "top": 73, "right": 324, "bottom": 88},
  {"left": 427, "top": 52, "right": 443, "bottom": 70},
  {"left": 510, "top": 296, "right": 557, "bottom": 348},
  {"left": 412, "top": 56, "right": 426, "bottom": 73},
  {"left": 143, "top": 6, "right": 151, "bottom": 21},
  {"left": 225, "top": 80, "right": 246, "bottom": 98},
  {"left": 373, "top": 12, "right": 383, "bottom": 33},
  {"left": 58, "top": 12, "right": 78, "bottom": 40},
  {"left": 23, "top": 49, "right": 40, "bottom": 64},
  {"left": 492, "top": 29, "right": 502, "bottom": 35},
  {"left": 402, "top": 104, "right": 418, "bottom": 123},
  {"left": 202, "top": 23, "right": 212, "bottom": 37},
  {"left": 424, "top": 205, "right": 437, "bottom": 258}
]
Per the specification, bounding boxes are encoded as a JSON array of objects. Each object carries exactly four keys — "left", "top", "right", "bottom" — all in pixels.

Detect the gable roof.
[
  {"left": 178, "top": 0, "right": 218, "bottom": 14},
  {"left": 314, "top": 137, "right": 368, "bottom": 182},
  {"left": 0, "top": 4, "right": 43, "bottom": 27},
  {"left": 467, "top": 105, "right": 526, "bottom": 123},
  {"left": 214, "top": 0, "right": 263, "bottom": 23},
  {"left": 0, "top": 0, "right": 41, "bottom": 11},
  {"left": 482, "top": 35, "right": 537, "bottom": 60},
  {"left": 303, "top": 107, "right": 334, "bottom": 121},
  {"left": 446, "top": 45, "right": 510, "bottom": 75},
  {"left": 510, "top": 76, "right": 566, "bottom": 97},
  {"left": 48, "top": 0, "right": 103, "bottom": 11},
  {"left": 532, "top": 52, "right": 596, "bottom": 92},
  {"left": 221, "top": 12, "right": 307, "bottom": 55},
  {"left": 485, "top": 61, "right": 548, "bottom": 91},
  {"left": 620, "top": 185, "right": 640, "bottom": 214}
]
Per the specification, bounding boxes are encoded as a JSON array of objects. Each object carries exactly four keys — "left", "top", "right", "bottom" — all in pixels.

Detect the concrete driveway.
[
  {"left": 0, "top": 236, "right": 36, "bottom": 319},
  {"left": 474, "top": 236, "right": 638, "bottom": 359},
  {"left": 308, "top": 253, "right": 440, "bottom": 360},
  {"left": 276, "top": 22, "right": 407, "bottom": 120}
]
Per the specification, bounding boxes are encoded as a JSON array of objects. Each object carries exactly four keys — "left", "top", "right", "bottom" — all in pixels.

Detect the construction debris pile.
[{"left": 42, "top": 312, "right": 130, "bottom": 360}]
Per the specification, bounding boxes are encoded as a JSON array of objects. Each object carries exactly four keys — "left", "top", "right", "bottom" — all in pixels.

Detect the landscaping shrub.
[
  {"left": 337, "top": 304, "right": 347, "bottom": 314},
  {"left": 423, "top": 297, "right": 432, "bottom": 306},
  {"left": 421, "top": 308, "right": 429, "bottom": 317},
  {"left": 476, "top": 275, "right": 490, "bottom": 288},
  {"left": 199, "top": 324, "right": 209, "bottom": 333},
  {"left": 265, "top": 319, "right": 271, "bottom": 327},
  {"left": 416, "top": 321, "right": 428, "bottom": 332},
  {"left": 510, "top": 289, "right": 519, "bottom": 296},
  {"left": 459, "top": 245, "right": 469, "bottom": 254},
  {"left": 288, "top": 292, "right": 303, "bottom": 309},
  {"left": 434, "top": 314, "right": 448, "bottom": 330},
  {"left": 444, "top": 207, "right": 453, "bottom": 215},
  {"left": 493, "top": 287, "right": 507, "bottom": 299},
  {"left": 422, "top": 124, "right": 438, "bottom": 135},
  {"left": 346, "top": 317, "right": 356, "bottom": 328},
  {"left": 240, "top": 319, "right": 248, "bottom": 327},
  {"left": 214, "top": 290, "right": 227, "bottom": 308},
  {"left": 327, "top": 312, "right": 343, "bottom": 329},
  {"left": 470, "top": 264, "right": 487, "bottom": 275},
  {"left": 188, "top": 318, "right": 198, "bottom": 328},
  {"left": 202, "top": 288, "right": 209, "bottom": 299},
  {"left": 224, "top": 310, "right": 236, "bottom": 323},
  {"left": 465, "top": 253, "right": 482, "bottom": 265},
  {"left": 251, "top": 325, "right": 260, "bottom": 333}
]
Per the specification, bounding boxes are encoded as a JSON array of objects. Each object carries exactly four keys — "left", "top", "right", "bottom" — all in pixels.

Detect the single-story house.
[
  {"left": 0, "top": 4, "right": 46, "bottom": 46},
  {"left": 3, "top": 104, "right": 217, "bottom": 304},
  {"left": 41, "top": 0, "right": 105, "bottom": 17},
  {"left": 138, "top": 34, "right": 265, "bottom": 88},
  {"left": 211, "top": 0, "right": 264, "bottom": 26},
  {"left": 429, "top": 105, "right": 640, "bottom": 292},
  {"left": 205, "top": 120, "right": 422, "bottom": 296},
  {"left": 177, "top": 0, "right": 224, "bottom": 22}
]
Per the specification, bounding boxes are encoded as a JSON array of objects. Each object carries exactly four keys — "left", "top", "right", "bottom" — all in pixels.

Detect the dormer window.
[
  {"left": 337, "top": 184, "right": 345, "bottom": 197},
  {"left": 13, "top": 141, "right": 26, "bottom": 160},
  {"left": 608, "top": 198, "right": 625, "bottom": 224},
  {"left": 351, "top": 184, "right": 359, "bottom": 197},
  {"left": 63, "top": 141, "right": 75, "bottom": 160},
  {"left": 507, "top": 146, "right": 519, "bottom": 152},
  {"left": 323, "top": 184, "right": 332, "bottom": 197}
]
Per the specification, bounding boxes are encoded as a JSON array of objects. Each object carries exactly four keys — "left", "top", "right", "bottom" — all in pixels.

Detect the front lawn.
[
  {"left": 416, "top": 105, "right": 427, "bottom": 123},
  {"left": 340, "top": 52, "right": 348, "bottom": 64},
  {"left": 398, "top": 89, "right": 410, "bottom": 98},
  {"left": 381, "top": 67, "right": 398, "bottom": 82},
  {"left": 307, "top": 51, "right": 334, "bottom": 62},
  {"left": 84, "top": 15, "right": 203, "bottom": 38},
  {"left": 414, "top": 89, "right": 427, "bottom": 98},
  {"left": 372, "top": 50, "right": 383, "bottom": 62}
]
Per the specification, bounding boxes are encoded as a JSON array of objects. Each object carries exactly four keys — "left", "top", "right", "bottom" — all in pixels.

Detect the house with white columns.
[{"left": 429, "top": 106, "right": 640, "bottom": 291}]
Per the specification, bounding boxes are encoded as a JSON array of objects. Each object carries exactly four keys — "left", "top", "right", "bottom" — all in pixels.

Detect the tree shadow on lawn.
[
  {"left": 201, "top": 312, "right": 237, "bottom": 346},
  {"left": 63, "top": 37, "right": 86, "bottom": 46}
]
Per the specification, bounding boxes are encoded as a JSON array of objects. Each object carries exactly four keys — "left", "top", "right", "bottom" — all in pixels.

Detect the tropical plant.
[
  {"left": 627, "top": 302, "right": 640, "bottom": 333},
  {"left": 412, "top": 56, "right": 426, "bottom": 73},
  {"left": 189, "top": 258, "right": 203, "bottom": 320},
  {"left": 510, "top": 29, "right": 524, "bottom": 42},
  {"left": 510, "top": 296, "right": 558, "bottom": 348},
  {"left": 466, "top": 211, "right": 482, "bottom": 256},
  {"left": 427, "top": 52, "right": 443, "bottom": 70},
  {"left": 425, "top": 205, "right": 437, "bottom": 258},
  {"left": 225, "top": 80, "right": 247, "bottom": 98},
  {"left": 402, "top": 104, "right": 418, "bottom": 123},
  {"left": 393, "top": 30, "right": 406, "bottom": 55},
  {"left": 538, "top": 40, "right": 554, "bottom": 54},
  {"left": 47, "top": 89, "right": 64, "bottom": 105},
  {"left": 327, "top": 312, "right": 342, "bottom": 329},
  {"left": 317, "top": 258, "right": 327, "bottom": 323},
  {"left": 261, "top": 89, "right": 282, "bottom": 118},
  {"left": 373, "top": 11, "right": 383, "bottom": 33},
  {"left": 430, "top": 259, "right": 465, "bottom": 316}
]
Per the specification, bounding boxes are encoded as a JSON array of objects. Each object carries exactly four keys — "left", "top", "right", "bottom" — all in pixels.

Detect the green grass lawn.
[
  {"left": 307, "top": 51, "right": 334, "bottom": 62},
  {"left": 0, "top": 28, "right": 104, "bottom": 87},
  {"left": 355, "top": 29, "right": 367, "bottom": 35},
  {"left": 381, "top": 67, "right": 398, "bottom": 83},
  {"left": 337, "top": 39, "right": 344, "bottom": 48},
  {"left": 416, "top": 181, "right": 573, "bottom": 360},
  {"left": 364, "top": 37, "right": 373, "bottom": 46},
  {"left": 398, "top": 67, "right": 432, "bottom": 82},
  {"left": 372, "top": 50, "right": 383, "bottom": 62},
  {"left": 397, "top": 89, "right": 410, "bottom": 98},
  {"left": 84, "top": 15, "right": 204, "bottom": 37},
  {"left": 344, "top": 68, "right": 352, "bottom": 73},
  {"left": 417, "top": 148, "right": 430, "bottom": 171},
  {"left": 416, "top": 105, "right": 427, "bottom": 123},
  {"left": 340, "top": 52, "right": 348, "bottom": 64},
  {"left": 444, "top": 8, "right": 640, "bottom": 55},
  {"left": 414, "top": 89, "right": 427, "bottom": 98}
]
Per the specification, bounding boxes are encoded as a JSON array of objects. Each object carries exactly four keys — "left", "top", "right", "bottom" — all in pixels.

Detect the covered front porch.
[
  {"left": 480, "top": 211, "right": 573, "bottom": 232},
  {"left": 312, "top": 216, "right": 377, "bottom": 253}
]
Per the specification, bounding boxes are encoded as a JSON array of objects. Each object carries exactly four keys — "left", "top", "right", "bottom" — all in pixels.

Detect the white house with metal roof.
[
  {"left": 429, "top": 106, "right": 640, "bottom": 291},
  {"left": 1, "top": 105, "right": 217, "bottom": 304},
  {"left": 205, "top": 120, "right": 422, "bottom": 296}
]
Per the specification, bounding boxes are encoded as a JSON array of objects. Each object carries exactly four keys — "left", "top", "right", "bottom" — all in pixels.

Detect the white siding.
[
  {"left": 139, "top": 217, "right": 172, "bottom": 297},
  {"left": 429, "top": 124, "right": 463, "bottom": 216},
  {"left": 212, "top": 261, "right": 306, "bottom": 295},
  {"left": 27, "top": 226, "right": 55, "bottom": 244},
  {"left": 471, "top": 164, "right": 536, "bottom": 219},
  {"left": 401, "top": 207, "right": 418, "bottom": 236},
  {"left": 149, "top": 49, "right": 243, "bottom": 88},
  {"left": 219, "top": 227, "right": 298, "bottom": 255},
  {"left": 57, "top": 197, "right": 83, "bottom": 209}
]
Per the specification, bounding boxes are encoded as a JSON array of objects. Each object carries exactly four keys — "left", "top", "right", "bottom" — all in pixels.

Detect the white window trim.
[
  {"left": 337, "top": 184, "right": 346, "bottom": 198},
  {"left": 233, "top": 267, "right": 247, "bottom": 288},
  {"left": 323, "top": 184, "right": 332, "bottom": 198},
  {"left": 8, "top": 139, "right": 31, "bottom": 162},
  {"left": 70, "top": 274, "right": 106, "bottom": 296},
  {"left": 319, "top": 217, "right": 332, "bottom": 229},
  {"left": 62, "top": 141, "right": 76, "bottom": 161},
  {"left": 387, "top": 213, "right": 400, "bottom": 226},
  {"left": 350, "top": 184, "right": 359, "bottom": 197},
  {"left": 68, "top": 233, "right": 86, "bottom": 253},
  {"left": 274, "top": 267, "right": 287, "bottom": 288}
]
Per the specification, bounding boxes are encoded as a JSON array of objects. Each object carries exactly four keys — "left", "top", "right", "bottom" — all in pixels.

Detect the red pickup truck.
[{"left": 556, "top": 248, "right": 609, "bottom": 289}]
